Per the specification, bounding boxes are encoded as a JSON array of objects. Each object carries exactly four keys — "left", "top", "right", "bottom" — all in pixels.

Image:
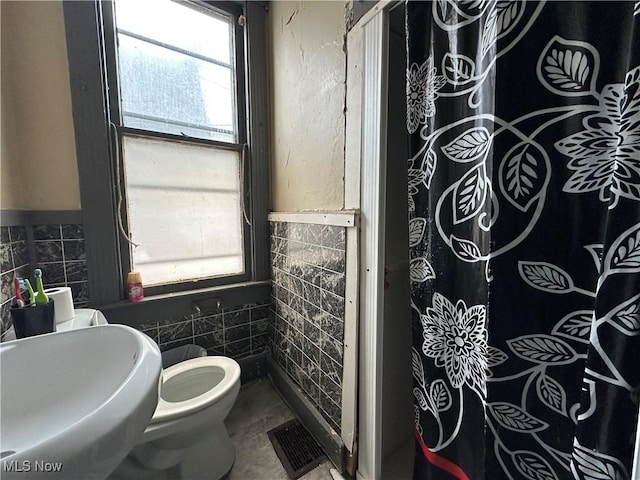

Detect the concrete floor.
[{"left": 225, "top": 377, "right": 336, "bottom": 480}]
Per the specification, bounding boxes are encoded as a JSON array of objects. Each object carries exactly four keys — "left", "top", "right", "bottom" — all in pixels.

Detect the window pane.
[
  {"left": 114, "top": 0, "right": 232, "bottom": 64},
  {"left": 122, "top": 135, "right": 244, "bottom": 286},
  {"left": 114, "top": 0, "right": 237, "bottom": 142}
]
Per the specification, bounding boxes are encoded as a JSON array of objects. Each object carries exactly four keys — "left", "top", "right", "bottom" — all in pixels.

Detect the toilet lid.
[{"left": 151, "top": 356, "right": 240, "bottom": 423}]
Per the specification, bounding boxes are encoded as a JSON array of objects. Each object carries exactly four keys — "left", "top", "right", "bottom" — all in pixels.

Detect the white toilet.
[
  {"left": 4, "top": 308, "right": 242, "bottom": 480},
  {"left": 109, "top": 355, "right": 241, "bottom": 480}
]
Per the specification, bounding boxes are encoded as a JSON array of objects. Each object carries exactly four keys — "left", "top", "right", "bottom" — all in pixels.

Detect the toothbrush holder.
[{"left": 10, "top": 300, "right": 56, "bottom": 339}]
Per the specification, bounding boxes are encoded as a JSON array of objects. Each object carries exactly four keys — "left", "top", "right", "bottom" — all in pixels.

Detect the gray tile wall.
[
  {"left": 1, "top": 222, "right": 271, "bottom": 363},
  {"left": 139, "top": 302, "right": 271, "bottom": 359},
  {"left": 1, "top": 226, "right": 30, "bottom": 336},
  {"left": 32, "top": 224, "right": 90, "bottom": 306},
  {"left": 1, "top": 224, "right": 90, "bottom": 336},
  {"left": 269, "top": 221, "right": 345, "bottom": 432}
]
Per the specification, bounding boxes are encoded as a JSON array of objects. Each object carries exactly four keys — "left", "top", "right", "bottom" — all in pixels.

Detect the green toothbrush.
[
  {"left": 24, "top": 278, "right": 35, "bottom": 306},
  {"left": 33, "top": 269, "right": 49, "bottom": 305}
]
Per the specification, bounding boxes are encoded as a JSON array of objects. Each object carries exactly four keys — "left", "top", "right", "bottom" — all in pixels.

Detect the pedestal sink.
[{"left": 0, "top": 325, "right": 162, "bottom": 479}]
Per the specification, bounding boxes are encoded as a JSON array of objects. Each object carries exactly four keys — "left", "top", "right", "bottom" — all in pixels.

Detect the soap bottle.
[
  {"left": 33, "top": 269, "right": 49, "bottom": 305},
  {"left": 127, "top": 271, "right": 144, "bottom": 302}
]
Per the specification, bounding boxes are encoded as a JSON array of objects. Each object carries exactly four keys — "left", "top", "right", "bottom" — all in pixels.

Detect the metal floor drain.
[{"left": 267, "top": 419, "right": 326, "bottom": 479}]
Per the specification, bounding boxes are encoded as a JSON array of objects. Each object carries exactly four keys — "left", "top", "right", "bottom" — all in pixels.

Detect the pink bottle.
[{"left": 127, "top": 271, "right": 144, "bottom": 302}]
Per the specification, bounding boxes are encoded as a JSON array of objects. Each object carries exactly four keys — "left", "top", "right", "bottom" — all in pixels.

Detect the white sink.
[{"left": 0, "top": 325, "right": 162, "bottom": 479}]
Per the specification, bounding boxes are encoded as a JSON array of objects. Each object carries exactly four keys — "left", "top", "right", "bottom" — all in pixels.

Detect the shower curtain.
[{"left": 407, "top": 1, "right": 640, "bottom": 479}]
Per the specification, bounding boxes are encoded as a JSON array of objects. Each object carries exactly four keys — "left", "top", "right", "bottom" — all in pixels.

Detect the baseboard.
[{"left": 267, "top": 356, "right": 345, "bottom": 473}]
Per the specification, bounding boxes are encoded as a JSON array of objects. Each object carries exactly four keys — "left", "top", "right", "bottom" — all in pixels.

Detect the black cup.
[{"left": 10, "top": 300, "right": 56, "bottom": 339}]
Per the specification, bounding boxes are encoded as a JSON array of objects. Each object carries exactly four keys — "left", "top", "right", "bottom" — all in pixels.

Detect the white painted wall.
[
  {"left": 1, "top": 0, "right": 80, "bottom": 210},
  {"left": 269, "top": 1, "right": 346, "bottom": 212}
]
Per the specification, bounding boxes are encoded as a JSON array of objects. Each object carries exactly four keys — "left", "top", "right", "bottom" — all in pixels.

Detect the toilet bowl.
[{"left": 109, "top": 355, "right": 241, "bottom": 480}]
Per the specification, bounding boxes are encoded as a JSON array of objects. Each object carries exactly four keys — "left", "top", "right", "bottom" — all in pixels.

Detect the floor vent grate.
[{"left": 267, "top": 419, "right": 326, "bottom": 479}]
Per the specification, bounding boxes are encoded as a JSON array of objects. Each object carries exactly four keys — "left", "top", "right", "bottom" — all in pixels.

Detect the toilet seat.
[{"left": 151, "top": 356, "right": 241, "bottom": 424}]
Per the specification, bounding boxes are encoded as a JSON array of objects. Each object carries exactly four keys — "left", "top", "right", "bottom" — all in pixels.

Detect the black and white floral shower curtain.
[{"left": 407, "top": 1, "right": 640, "bottom": 479}]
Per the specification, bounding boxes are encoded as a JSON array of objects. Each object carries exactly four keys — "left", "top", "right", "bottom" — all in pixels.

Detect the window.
[
  {"left": 109, "top": 0, "right": 248, "bottom": 289},
  {"left": 120, "top": 136, "right": 245, "bottom": 286},
  {"left": 64, "top": 0, "right": 270, "bottom": 305},
  {"left": 114, "top": 0, "right": 239, "bottom": 142}
]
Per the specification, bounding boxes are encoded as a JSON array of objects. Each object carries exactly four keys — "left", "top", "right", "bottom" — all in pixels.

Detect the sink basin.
[{"left": 0, "top": 325, "right": 162, "bottom": 479}]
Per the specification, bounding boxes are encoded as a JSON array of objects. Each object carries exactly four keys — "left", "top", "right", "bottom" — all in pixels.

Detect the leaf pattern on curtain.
[{"left": 407, "top": 1, "right": 640, "bottom": 479}]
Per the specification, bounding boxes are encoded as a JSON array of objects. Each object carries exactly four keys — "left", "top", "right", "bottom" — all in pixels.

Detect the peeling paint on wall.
[{"left": 270, "top": 1, "right": 347, "bottom": 212}]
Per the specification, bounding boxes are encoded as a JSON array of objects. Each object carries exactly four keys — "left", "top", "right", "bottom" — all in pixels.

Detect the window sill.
[{"left": 97, "top": 280, "right": 271, "bottom": 327}]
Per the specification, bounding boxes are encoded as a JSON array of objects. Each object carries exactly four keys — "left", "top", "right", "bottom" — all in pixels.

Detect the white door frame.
[{"left": 352, "top": 6, "right": 390, "bottom": 480}]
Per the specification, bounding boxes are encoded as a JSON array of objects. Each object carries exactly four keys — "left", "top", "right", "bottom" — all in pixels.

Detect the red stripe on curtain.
[{"left": 415, "top": 430, "right": 470, "bottom": 480}]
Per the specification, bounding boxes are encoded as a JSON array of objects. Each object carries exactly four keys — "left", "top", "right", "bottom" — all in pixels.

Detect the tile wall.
[
  {"left": 139, "top": 302, "right": 271, "bottom": 358},
  {"left": 0, "top": 226, "right": 30, "bottom": 335},
  {"left": 269, "top": 221, "right": 346, "bottom": 432},
  {"left": 32, "top": 224, "right": 90, "bottom": 306},
  {"left": 0, "top": 222, "right": 271, "bottom": 362},
  {"left": 1, "top": 224, "right": 89, "bottom": 336}
]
